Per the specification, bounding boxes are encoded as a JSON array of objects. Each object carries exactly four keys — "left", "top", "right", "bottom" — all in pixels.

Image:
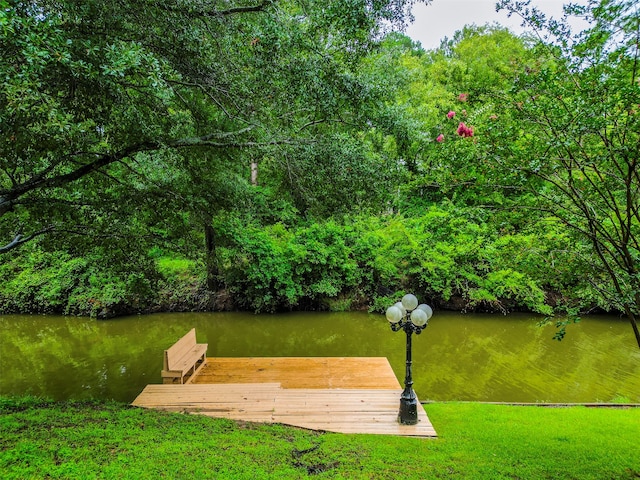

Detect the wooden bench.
[{"left": 161, "top": 328, "right": 208, "bottom": 384}]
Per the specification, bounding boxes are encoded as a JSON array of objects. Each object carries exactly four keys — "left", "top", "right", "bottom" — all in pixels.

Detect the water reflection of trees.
[
  {"left": 416, "top": 314, "right": 639, "bottom": 402},
  {"left": 1, "top": 315, "right": 180, "bottom": 401}
]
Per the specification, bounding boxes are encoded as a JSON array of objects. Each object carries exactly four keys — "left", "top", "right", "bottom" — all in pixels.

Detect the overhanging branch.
[
  {"left": 0, "top": 227, "right": 55, "bottom": 254},
  {"left": 159, "top": 1, "right": 273, "bottom": 18},
  {"left": 169, "top": 136, "right": 303, "bottom": 148}
]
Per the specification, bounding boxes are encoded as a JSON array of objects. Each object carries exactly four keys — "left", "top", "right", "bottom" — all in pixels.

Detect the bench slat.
[
  {"left": 163, "top": 329, "right": 198, "bottom": 370},
  {"left": 166, "top": 329, "right": 196, "bottom": 358}
]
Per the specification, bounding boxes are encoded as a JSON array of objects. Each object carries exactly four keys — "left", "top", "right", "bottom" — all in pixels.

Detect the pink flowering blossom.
[
  {"left": 436, "top": 134, "right": 445, "bottom": 143},
  {"left": 456, "top": 122, "right": 474, "bottom": 138},
  {"left": 447, "top": 111, "right": 455, "bottom": 119},
  {"left": 458, "top": 93, "right": 468, "bottom": 102}
]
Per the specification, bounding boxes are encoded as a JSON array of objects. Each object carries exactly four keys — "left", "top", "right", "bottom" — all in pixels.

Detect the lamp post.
[{"left": 385, "top": 294, "right": 433, "bottom": 425}]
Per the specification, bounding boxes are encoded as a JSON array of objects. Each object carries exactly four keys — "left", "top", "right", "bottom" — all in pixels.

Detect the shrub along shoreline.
[
  {"left": 0, "top": 214, "right": 617, "bottom": 319},
  {"left": 0, "top": 214, "right": 614, "bottom": 318},
  {"left": 1, "top": 397, "right": 639, "bottom": 479}
]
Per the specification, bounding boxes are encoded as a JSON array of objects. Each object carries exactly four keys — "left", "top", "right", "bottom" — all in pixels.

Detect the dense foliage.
[
  {"left": 2, "top": 0, "right": 639, "bottom": 346},
  {"left": 0, "top": 209, "right": 595, "bottom": 317}
]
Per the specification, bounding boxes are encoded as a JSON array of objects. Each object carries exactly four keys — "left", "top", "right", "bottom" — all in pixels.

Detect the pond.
[{"left": 1, "top": 311, "right": 638, "bottom": 403}]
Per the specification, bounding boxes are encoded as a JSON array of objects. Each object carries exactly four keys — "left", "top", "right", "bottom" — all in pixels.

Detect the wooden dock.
[
  {"left": 192, "top": 357, "right": 403, "bottom": 389},
  {"left": 132, "top": 357, "right": 437, "bottom": 437}
]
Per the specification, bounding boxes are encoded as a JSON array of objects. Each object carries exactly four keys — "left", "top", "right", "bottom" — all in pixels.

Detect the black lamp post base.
[{"left": 398, "top": 394, "right": 419, "bottom": 425}]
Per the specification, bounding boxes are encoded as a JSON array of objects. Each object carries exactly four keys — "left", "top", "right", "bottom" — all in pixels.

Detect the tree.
[
  {"left": 0, "top": 0, "right": 425, "bottom": 254},
  {"left": 390, "top": 26, "right": 533, "bottom": 209},
  {"left": 428, "top": 24, "right": 533, "bottom": 100},
  {"left": 492, "top": 0, "right": 640, "bottom": 348}
]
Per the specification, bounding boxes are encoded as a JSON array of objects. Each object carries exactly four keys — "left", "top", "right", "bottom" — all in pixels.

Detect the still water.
[{"left": 1, "top": 311, "right": 638, "bottom": 403}]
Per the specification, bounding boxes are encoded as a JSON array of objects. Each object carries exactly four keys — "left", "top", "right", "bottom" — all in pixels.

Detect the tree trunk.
[
  {"left": 629, "top": 293, "right": 640, "bottom": 349},
  {"left": 204, "top": 222, "right": 219, "bottom": 292},
  {"left": 630, "top": 315, "right": 640, "bottom": 350},
  {"left": 251, "top": 161, "right": 258, "bottom": 186}
]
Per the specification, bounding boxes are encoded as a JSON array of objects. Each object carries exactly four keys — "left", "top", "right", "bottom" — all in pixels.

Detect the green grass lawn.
[{"left": 1, "top": 397, "right": 638, "bottom": 479}]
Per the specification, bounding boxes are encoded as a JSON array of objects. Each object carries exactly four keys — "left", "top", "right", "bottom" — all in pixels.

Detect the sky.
[{"left": 405, "top": 0, "right": 590, "bottom": 50}]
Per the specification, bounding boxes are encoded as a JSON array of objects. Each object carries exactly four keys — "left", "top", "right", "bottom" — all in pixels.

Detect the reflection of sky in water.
[{"left": 1, "top": 312, "right": 638, "bottom": 403}]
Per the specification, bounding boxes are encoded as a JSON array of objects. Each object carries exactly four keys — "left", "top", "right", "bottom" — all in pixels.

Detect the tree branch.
[
  {"left": 0, "top": 227, "right": 55, "bottom": 254},
  {"left": 0, "top": 130, "right": 311, "bottom": 225},
  {"left": 159, "top": 1, "right": 274, "bottom": 18}
]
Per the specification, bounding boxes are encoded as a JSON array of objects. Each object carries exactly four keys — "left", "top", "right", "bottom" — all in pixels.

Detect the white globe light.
[
  {"left": 401, "top": 294, "right": 418, "bottom": 311},
  {"left": 394, "top": 302, "right": 407, "bottom": 316},
  {"left": 417, "top": 304, "right": 433, "bottom": 320},
  {"left": 385, "top": 306, "right": 402, "bottom": 324},
  {"left": 410, "top": 308, "right": 428, "bottom": 327}
]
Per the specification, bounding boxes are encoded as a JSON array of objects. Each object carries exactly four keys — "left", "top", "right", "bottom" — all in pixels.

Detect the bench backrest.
[{"left": 164, "top": 328, "right": 198, "bottom": 371}]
